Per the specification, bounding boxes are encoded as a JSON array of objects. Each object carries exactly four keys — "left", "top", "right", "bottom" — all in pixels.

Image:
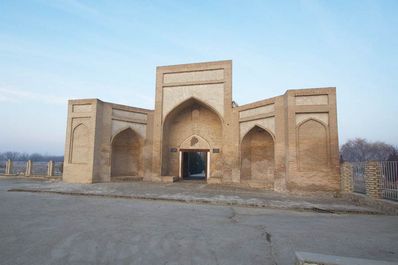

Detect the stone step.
[
  {"left": 161, "top": 176, "right": 179, "bottom": 183},
  {"left": 207, "top": 177, "right": 222, "bottom": 184},
  {"left": 111, "top": 176, "right": 143, "bottom": 182}
]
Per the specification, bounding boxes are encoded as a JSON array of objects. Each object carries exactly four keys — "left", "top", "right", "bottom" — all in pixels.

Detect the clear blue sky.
[{"left": 0, "top": 0, "right": 397, "bottom": 155}]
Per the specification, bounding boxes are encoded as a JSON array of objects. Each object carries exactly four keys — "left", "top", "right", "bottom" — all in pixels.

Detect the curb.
[
  {"left": 8, "top": 188, "right": 384, "bottom": 215},
  {"left": 295, "top": 251, "right": 398, "bottom": 265},
  {"left": 342, "top": 193, "right": 398, "bottom": 216}
]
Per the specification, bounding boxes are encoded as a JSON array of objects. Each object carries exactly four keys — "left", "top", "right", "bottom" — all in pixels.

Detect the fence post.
[
  {"left": 25, "top": 160, "right": 32, "bottom": 177},
  {"left": 47, "top": 160, "right": 54, "bottom": 177},
  {"left": 364, "top": 161, "right": 382, "bottom": 199},
  {"left": 5, "top": 159, "right": 13, "bottom": 175},
  {"left": 340, "top": 162, "right": 353, "bottom": 193}
]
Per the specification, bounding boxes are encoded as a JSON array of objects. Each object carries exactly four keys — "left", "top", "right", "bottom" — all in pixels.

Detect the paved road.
[{"left": 0, "top": 179, "right": 397, "bottom": 265}]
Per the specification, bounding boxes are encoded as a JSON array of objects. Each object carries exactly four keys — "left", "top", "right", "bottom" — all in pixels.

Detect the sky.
[{"left": 0, "top": 0, "right": 397, "bottom": 155}]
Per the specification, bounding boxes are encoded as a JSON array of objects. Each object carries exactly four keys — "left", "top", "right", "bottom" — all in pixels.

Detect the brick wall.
[
  {"left": 340, "top": 162, "right": 353, "bottom": 193},
  {"left": 364, "top": 161, "right": 382, "bottom": 199},
  {"left": 341, "top": 161, "right": 382, "bottom": 199}
]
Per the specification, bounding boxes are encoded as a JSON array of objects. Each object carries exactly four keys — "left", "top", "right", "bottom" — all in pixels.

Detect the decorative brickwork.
[
  {"left": 340, "top": 162, "right": 353, "bottom": 193},
  {"left": 364, "top": 161, "right": 382, "bottom": 199}
]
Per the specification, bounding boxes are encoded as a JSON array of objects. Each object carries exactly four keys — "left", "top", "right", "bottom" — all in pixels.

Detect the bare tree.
[
  {"left": 29, "top": 153, "right": 44, "bottom": 162},
  {"left": 340, "top": 138, "right": 396, "bottom": 162},
  {"left": 388, "top": 149, "right": 398, "bottom": 161},
  {"left": 19, "top": 153, "right": 29, "bottom": 161},
  {"left": 0, "top": 151, "right": 63, "bottom": 162},
  {"left": 2, "top": 151, "right": 20, "bottom": 161}
]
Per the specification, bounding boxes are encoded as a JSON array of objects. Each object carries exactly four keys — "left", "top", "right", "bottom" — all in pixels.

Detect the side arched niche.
[
  {"left": 161, "top": 98, "right": 223, "bottom": 177},
  {"left": 70, "top": 123, "right": 89, "bottom": 164},
  {"left": 111, "top": 127, "right": 144, "bottom": 178},
  {"left": 240, "top": 126, "right": 275, "bottom": 186},
  {"left": 297, "top": 119, "right": 329, "bottom": 171}
]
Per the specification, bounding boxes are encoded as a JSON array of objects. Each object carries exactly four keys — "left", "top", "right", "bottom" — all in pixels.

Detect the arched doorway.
[
  {"left": 162, "top": 98, "right": 223, "bottom": 179},
  {"left": 111, "top": 128, "right": 143, "bottom": 180},
  {"left": 240, "top": 126, "right": 274, "bottom": 187}
]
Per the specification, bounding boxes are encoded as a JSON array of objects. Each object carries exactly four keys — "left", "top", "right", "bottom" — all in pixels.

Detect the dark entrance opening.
[{"left": 181, "top": 151, "right": 207, "bottom": 180}]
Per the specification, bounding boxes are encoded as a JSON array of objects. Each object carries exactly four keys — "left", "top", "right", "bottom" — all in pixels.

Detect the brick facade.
[
  {"left": 340, "top": 162, "right": 353, "bottom": 193},
  {"left": 62, "top": 60, "right": 341, "bottom": 192},
  {"left": 364, "top": 161, "right": 382, "bottom": 199}
]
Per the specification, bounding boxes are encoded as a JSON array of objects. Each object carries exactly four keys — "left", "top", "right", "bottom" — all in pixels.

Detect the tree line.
[
  {"left": 1, "top": 137, "right": 397, "bottom": 163},
  {"left": 340, "top": 138, "right": 398, "bottom": 162},
  {"left": 0, "top": 151, "right": 64, "bottom": 162}
]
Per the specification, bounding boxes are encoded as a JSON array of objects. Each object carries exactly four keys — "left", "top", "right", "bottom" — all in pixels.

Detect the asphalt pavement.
[{"left": 0, "top": 178, "right": 397, "bottom": 265}]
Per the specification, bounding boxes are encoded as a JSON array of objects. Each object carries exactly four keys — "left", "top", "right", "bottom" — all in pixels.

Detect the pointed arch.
[
  {"left": 240, "top": 125, "right": 275, "bottom": 185},
  {"left": 111, "top": 126, "right": 140, "bottom": 144},
  {"left": 163, "top": 96, "right": 224, "bottom": 125},
  {"left": 111, "top": 127, "right": 143, "bottom": 178},
  {"left": 241, "top": 124, "right": 275, "bottom": 143},
  {"left": 297, "top": 118, "right": 329, "bottom": 171},
  {"left": 161, "top": 97, "right": 223, "bottom": 177},
  {"left": 296, "top": 117, "right": 328, "bottom": 129},
  {"left": 70, "top": 123, "right": 89, "bottom": 164}
]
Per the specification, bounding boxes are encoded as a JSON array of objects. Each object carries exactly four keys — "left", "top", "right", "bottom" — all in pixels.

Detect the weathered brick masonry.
[{"left": 62, "top": 60, "right": 340, "bottom": 192}]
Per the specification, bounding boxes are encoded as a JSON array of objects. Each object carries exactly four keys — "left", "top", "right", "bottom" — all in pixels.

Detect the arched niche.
[
  {"left": 240, "top": 125, "right": 275, "bottom": 184},
  {"left": 71, "top": 123, "right": 89, "bottom": 164},
  {"left": 111, "top": 127, "right": 143, "bottom": 178},
  {"left": 297, "top": 119, "right": 329, "bottom": 171},
  {"left": 161, "top": 98, "right": 223, "bottom": 177}
]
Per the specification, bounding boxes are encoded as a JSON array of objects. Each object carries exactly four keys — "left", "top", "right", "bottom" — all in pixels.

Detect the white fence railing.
[{"left": 380, "top": 161, "right": 398, "bottom": 201}]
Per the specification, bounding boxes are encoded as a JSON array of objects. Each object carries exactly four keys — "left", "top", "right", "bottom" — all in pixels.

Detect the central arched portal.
[{"left": 162, "top": 98, "right": 223, "bottom": 180}]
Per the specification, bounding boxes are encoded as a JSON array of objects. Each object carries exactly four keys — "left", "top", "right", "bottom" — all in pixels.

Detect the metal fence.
[
  {"left": 352, "top": 162, "right": 366, "bottom": 194},
  {"left": 11, "top": 161, "right": 27, "bottom": 175},
  {"left": 32, "top": 162, "right": 48, "bottom": 176},
  {"left": 380, "top": 161, "right": 398, "bottom": 201},
  {"left": 54, "top": 162, "right": 63, "bottom": 176},
  {"left": 0, "top": 161, "right": 5, "bottom": 174},
  {"left": 0, "top": 160, "right": 63, "bottom": 177}
]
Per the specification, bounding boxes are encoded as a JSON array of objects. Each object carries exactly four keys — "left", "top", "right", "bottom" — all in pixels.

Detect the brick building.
[{"left": 63, "top": 60, "right": 340, "bottom": 192}]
